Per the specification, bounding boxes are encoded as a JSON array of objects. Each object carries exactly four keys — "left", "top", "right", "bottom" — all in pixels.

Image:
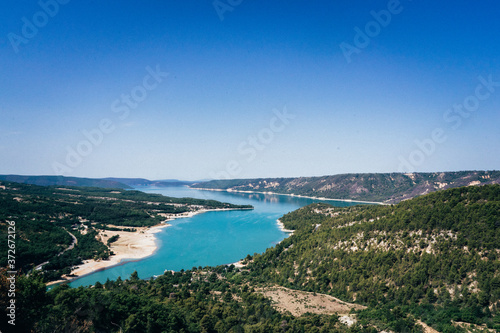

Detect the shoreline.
[
  {"left": 228, "top": 218, "right": 295, "bottom": 269},
  {"left": 276, "top": 218, "right": 295, "bottom": 234},
  {"left": 47, "top": 207, "right": 251, "bottom": 286},
  {"left": 190, "top": 187, "right": 385, "bottom": 205}
]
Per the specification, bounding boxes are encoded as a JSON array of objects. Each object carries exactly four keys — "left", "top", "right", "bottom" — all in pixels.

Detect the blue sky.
[{"left": 1, "top": 1, "right": 499, "bottom": 180}]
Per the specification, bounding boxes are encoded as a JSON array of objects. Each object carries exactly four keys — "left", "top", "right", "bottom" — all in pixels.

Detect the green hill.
[{"left": 248, "top": 184, "right": 500, "bottom": 331}]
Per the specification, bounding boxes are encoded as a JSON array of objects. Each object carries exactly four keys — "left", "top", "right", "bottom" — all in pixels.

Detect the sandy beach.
[
  {"left": 46, "top": 223, "right": 169, "bottom": 286},
  {"left": 232, "top": 260, "right": 247, "bottom": 268},
  {"left": 276, "top": 218, "right": 294, "bottom": 234},
  {"left": 47, "top": 208, "right": 249, "bottom": 285}
]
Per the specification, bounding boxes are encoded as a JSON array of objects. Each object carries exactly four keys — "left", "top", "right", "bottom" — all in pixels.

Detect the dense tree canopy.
[
  {"left": 249, "top": 185, "right": 500, "bottom": 331},
  {"left": 1, "top": 183, "right": 499, "bottom": 332}
]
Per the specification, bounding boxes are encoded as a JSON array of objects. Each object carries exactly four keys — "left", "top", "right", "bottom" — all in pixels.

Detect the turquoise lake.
[{"left": 69, "top": 186, "right": 365, "bottom": 287}]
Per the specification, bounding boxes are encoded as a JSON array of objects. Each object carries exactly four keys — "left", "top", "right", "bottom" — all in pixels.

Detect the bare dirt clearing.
[{"left": 259, "top": 286, "right": 366, "bottom": 316}]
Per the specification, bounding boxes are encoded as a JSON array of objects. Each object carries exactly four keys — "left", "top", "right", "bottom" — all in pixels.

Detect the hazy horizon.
[{"left": 2, "top": 169, "right": 500, "bottom": 184}]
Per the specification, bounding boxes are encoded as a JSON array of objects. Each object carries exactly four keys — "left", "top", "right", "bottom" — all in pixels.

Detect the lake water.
[{"left": 69, "top": 186, "right": 365, "bottom": 287}]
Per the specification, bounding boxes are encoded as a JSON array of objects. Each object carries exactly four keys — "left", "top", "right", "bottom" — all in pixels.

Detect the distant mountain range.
[
  {"left": 3, "top": 171, "right": 500, "bottom": 203},
  {"left": 0, "top": 175, "right": 131, "bottom": 189},
  {"left": 0, "top": 175, "right": 194, "bottom": 189},
  {"left": 102, "top": 177, "right": 193, "bottom": 187},
  {"left": 191, "top": 170, "right": 500, "bottom": 203}
]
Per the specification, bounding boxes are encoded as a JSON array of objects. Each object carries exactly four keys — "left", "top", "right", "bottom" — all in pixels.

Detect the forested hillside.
[
  {"left": 192, "top": 171, "right": 500, "bottom": 203},
  {"left": 248, "top": 184, "right": 500, "bottom": 332},
  {"left": 3, "top": 185, "right": 499, "bottom": 332},
  {"left": 4, "top": 267, "right": 367, "bottom": 333},
  {"left": 0, "top": 181, "right": 252, "bottom": 282}
]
